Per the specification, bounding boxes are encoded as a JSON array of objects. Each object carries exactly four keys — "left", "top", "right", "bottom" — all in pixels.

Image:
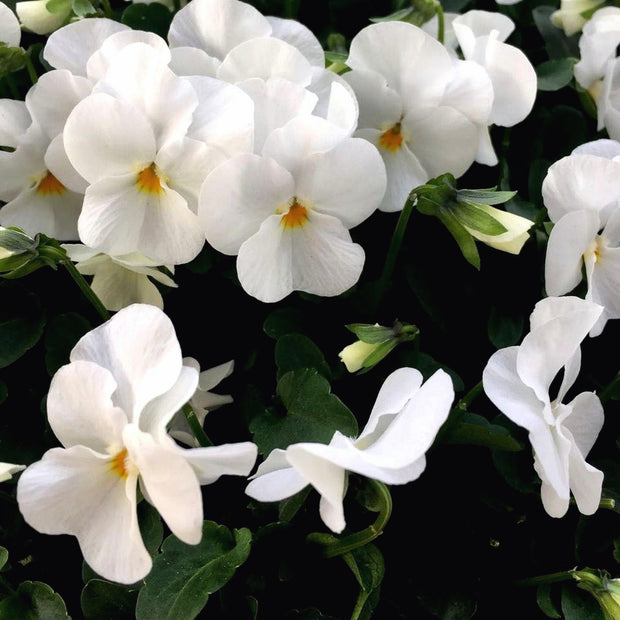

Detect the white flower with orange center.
[
  {"left": 16, "top": 304, "right": 257, "bottom": 584},
  {"left": 198, "top": 115, "right": 387, "bottom": 302},
  {"left": 343, "top": 21, "right": 490, "bottom": 212},
  {"left": 62, "top": 91, "right": 226, "bottom": 265}
]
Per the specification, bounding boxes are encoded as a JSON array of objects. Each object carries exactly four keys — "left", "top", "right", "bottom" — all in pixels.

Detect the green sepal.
[
  {"left": 72, "top": 0, "right": 97, "bottom": 17},
  {"left": 451, "top": 200, "right": 508, "bottom": 236},
  {"left": 45, "top": 0, "right": 71, "bottom": 13},
  {"left": 456, "top": 188, "right": 517, "bottom": 205},
  {"left": 435, "top": 209, "right": 481, "bottom": 270},
  {"left": 358, "top": 339, "right": 399, "bottom": 373},
  {"left": 0, "top": 44, "right": 28, "bottom": 77},
  {"left": 345, "top": 323, "right": 394, "bottom": 344}
]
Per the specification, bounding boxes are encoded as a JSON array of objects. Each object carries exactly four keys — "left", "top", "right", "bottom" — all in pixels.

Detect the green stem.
[
  {"left": 182, "top": 403, "right": 213, "bottom": 447},
  {"left": 435, "top": 1, "right": 445, "bottom": 44},
  {"left": 435, "top": 380, "right": 483, "bottom": 444},
  {"left": 514, "top": 570, "right": 575, "bottom": 588},
  {"left": 598, "top": 372, "right": 619, "bottom": 404},
  {"left": 23, "top": 53, "right": 38, "bottom": 85},
  {"left": 314, "top": 480, "right": 392, "bottom": 559},
  {"left": 61, "top": 259, "right": 110, "bottom": 322},
  {"left": 459, "top": 380, "right": 484, "bottom": 411},
  {"left": 4, "top": 75, "right": 20, "bottom": 100},
  {"left": 374, "top": 192, "right": 417, "bottom": 312}
]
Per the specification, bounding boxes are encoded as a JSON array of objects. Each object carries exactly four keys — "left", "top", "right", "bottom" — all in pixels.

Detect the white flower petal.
[
  {"left": 177, "top": 442, "right": 258, "bottom": 484},
  {"left": 266, "top": 15, "right": 325, "bottom": 67},
  {"left": 0, "top": 2, "right": 21, "bottom": 46}
]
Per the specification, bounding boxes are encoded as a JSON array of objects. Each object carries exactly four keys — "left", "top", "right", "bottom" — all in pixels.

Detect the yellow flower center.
[
  {"left": 36, "top": 171, "right": 66, "bottom": 196},
  {"left": 280, "top": 200, "right": 309, "bottom": 229},
  {"left": 379, "top": 123, "right": 403, "bottom": 152},
  {"left": 109, "top": 448, "right": 129, "bottom": 479},
  {"left": 136, "top": 164, "right": 164, "bottom": 195}
]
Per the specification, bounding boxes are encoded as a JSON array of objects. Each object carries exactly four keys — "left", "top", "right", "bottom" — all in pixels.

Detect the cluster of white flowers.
[{"left": 1, "top": 0, "right": 615, "bottom": 593}]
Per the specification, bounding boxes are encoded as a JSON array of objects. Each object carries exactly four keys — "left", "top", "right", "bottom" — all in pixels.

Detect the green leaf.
[
  {"left": 536, "top": 58, "right": 578, "bottom": 91},
  {"left": 263, "top": 307, "right": 306, "bottom": 340},
  {"left": 537, "top": 584, "right": 562, "bottom": 618},
  {"left": 342, "top": 544, "right": 385, "bottom": 620},
  {"left": 275, "top": 333, "right": 331, "bottom": 380},
  {"left": 532, "top": 5, "right": 580, "bottom": 60},
  {"left": 81, "top": 580, "right": 139, "bottom": 620},
  {"left": 135, "top": 522, "right": 252, "bottom": 620},
  {"left": 121, "top": 3, "right": 173, "bottom": 38},
  {"left": 0, "top": 581, "right": 70, "bottom": 619},
  {"left": 456, "top": 188, "right": 517, "bottom": 205},
  {"left": 561, "top": 584, "right": 605, "bottom": 620},
  {"left": 442, "top": 412, "right": 523, "bottom": 451},
  {"left": 250, "top": 368, "right": 358, "bottom": 455},
  {"left": 278, "top": 486, "right": 312, "bottom": 523},
  {"left": 452, "top": 201, "right": 508, "bottom": 235},
  {"left": 0, "top": 547, "right": 7, "bottom": 571},
  {"left": 44, "top": 312, "right": 92, "bottom": 376},
  {"left": 0, "top": 286, "right": 46, "bottom": 368}
]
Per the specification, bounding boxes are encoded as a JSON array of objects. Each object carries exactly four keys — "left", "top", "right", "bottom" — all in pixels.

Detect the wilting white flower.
[
  {"left": 199, "top": 115, "right": 386, "bottom": 302},
  {"left": 169, "top": 358, "right": 234, "bottom": 447},
  {"left": 246, "top": 367, "right": 454, "bottom": 533},
  {"left": 17, "top": 304, "right": 257, "bottom": 584},
  {"left": 63, "top": 243, "right": 178, "bottom": 311},
  {"left": 483, "top": 296, "right": 605, "bottom": 518},
  {"left": 542, "top": 149, "right": 620, "bottom": 335}
]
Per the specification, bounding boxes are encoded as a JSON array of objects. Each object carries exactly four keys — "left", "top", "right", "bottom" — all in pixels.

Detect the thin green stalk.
[
  {"left": 182, "top": 403, "right": 213, "bottom": 447},
  {"left": 61, "top": 259, "right": 110, "bottom": 322},
  {"left": 315, "top": 480, "right": 392, "bottom": 559},
  {"left": 100, "top": 0, "right": 113, "bottom": 18},
  {"left": 514, "top": 570, "right": 574, "bottom": 588},
  {"left": 23, "top": 54, "right": 38, "bottom": 85},
  {"left": 373, "top": 192, "right": 417, "bottom": 312},
  {"left": 435, "top": 1, "right": 445, "bottom": 44},
  {"left": 458, "top": 380, "right": 484, "bottom": 411}
]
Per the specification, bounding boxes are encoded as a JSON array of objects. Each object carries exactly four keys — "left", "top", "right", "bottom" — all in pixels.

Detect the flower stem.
[
  {"left": 182, "top": 403, "right": 213, "bottom": 447},
  {"left": 100, "top": 0, "right": 113, "bottom": 18},
  {"left": 374, "top": 192, "right": 416, "bottom": 312},
  {"left": 514, "top": 570, "right": 575, "bottom": 588},
  {"left": 61, "top": 259, "right": 110, "bottom": 322},
  {"left": 312, "top": 480, "right": 392, "bottom": 559},
  {"left": 23, "top": 53, "right": 38, "bottom": 85},
  {"left": 435, "top": 1, "right": 445, "bottom": 44}
]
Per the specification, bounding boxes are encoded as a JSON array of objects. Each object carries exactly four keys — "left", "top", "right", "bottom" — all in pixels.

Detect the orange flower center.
[
  {"left": 281, "top": 200, "right": 309, "bottom": 229},
  {"left": 36, "top": 171, "right": 66, "bottom": 196},
  {"left": 136, "top": 165, "right": 163, "bottom": 195},
  {"left": 379, "top": 123, "right": 403, "bottom": 152},
  {"left": 109, "top": 448, "right": 129, "bottom": 479}
]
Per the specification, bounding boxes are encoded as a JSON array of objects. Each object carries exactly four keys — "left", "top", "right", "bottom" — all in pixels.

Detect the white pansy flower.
[
  {"left": 17, "top": 304, "right": 257, "bottom": 584},
  {"left": 246, "top": 367, "right": 454, "bottom": 533},
  {"left": 199, "top": 115, "right": 386, "bottom": 302},
  {"left": 343, "top": 21, "right": 486, "bottom": 212},
  {"left": 542, "top": 150, "right": 620, "bottom": 335},
  {"left": 483, "top": 297, "right": 605, "bottom": 518}
]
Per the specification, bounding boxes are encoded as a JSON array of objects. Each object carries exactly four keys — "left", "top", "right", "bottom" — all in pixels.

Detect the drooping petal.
[
  {"left": 545, "top": 210, "right": 600, "bottom": 296},
  {"left": 125, "top": 424, "right": 203, "bottom": 545},
  {"left": 245, "top": 449, "right": 309, "bottom": 500},
  {"left": 539, "top": 477, "right": 570, "bottom": 518},
  {"left": 70, "top": 303, "right": 184, "bottom": 423},
  {"left": 563, "top": 391, "right": 605, "bottom": 458},
  {"left": 46, "top": 360, "right": 127, "bottom": 451},
  {"left": 464, "top": 203, "right": 533, "bottom": 254},
  {"left": 360, "top": 367, "right": 424, "bottom": 442},
  {"left": 175, "top": 442, "right": 258, "bottom": 484},
  {"left": 452, "top": 10, "right": 515, "bottom": 56},
  {"left": 199, "top": 153, "right": 295, "bottom": 255},
  {"left": 17, "top": 445, "right": 149, "bottom": 584}
]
